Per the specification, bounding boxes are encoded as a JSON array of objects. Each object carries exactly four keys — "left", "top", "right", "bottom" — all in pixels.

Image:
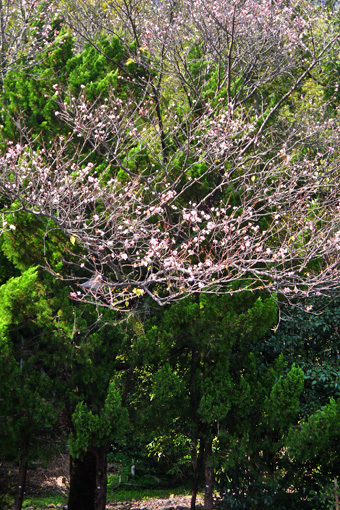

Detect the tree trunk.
[
  {"left": 203, "top": 438, "right": 214, "bottom": 510},
  {"left": 68, "top": 450, "right": 96, "bottom": 510},
  {"left": 335, "top": 477, "right": 339, "bottom": 510},
  {"left": 94, "top": 446, "right": 108, "bottom": 510},
  {"left": 13, "top": 447, "right": 28, "bottom": 510},
  {"left": 191, "top": 438, "right": 205, "bottom": 510}
]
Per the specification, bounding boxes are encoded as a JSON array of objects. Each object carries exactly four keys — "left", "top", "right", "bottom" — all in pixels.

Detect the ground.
[
  {"left": 0, "top": 454, "right": 69, "bottom": 498},
  {"left": 106, "top": 496, "right": 203, "bottom": 510},
  {"left": 0, "top": 454, "right": 204, "bottom": 509}
]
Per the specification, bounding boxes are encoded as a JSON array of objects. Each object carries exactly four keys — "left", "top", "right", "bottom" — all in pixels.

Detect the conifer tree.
[{"left": 135, "top": 293, "right": 303, "bottom": 510}]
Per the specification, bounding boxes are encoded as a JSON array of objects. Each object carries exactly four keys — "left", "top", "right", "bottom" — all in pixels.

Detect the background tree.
[
  {"left": 214, "top": 294, "right": 340, "bottom": 509},
  {"left": 0, "top": 211, "right": 132, "bottom": 510},
  {"left": 260, "top": 296, "right": 340, "bottom": 509},
  {"left": 0, "top": 27, "right": 137, "bottom": 510},
  {"left": 0, "top": 267, "right": 65, "bottom": 510},
  {"left": 132, "top": 292, "right": 304, "bottom": 510},
  {"left": 288, "top": 397, "right": 340, "bottom": 510}
]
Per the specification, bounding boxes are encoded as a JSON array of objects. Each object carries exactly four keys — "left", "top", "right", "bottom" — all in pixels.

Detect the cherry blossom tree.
[{"left": 0, "top": 0, "right": 340, "bottom": 312}]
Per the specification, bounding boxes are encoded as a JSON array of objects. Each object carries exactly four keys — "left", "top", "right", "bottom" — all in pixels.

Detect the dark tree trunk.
[
  {"left": 203, "top": 438, "right": 214, "bottom": 510},
  {"left": 68, "top": 450, "right": 96, "bottom": 510},
  {"left": 191, "top": 438, "right": 205, "bottom": 510},
  {"left": 189, "top": 344, "right": 204, "bottom": 510},
  {"left": 94, "top": 446, "right": 108, "bottom": 510},
  {"left": 13, "top": 448, "right": 28, "bottom": 510},
  {"left": 335, "top": 477, "right": 339, "bottom": 510},
  {"left": 68, "top": 446, "right": 109, "bottom": 510}
]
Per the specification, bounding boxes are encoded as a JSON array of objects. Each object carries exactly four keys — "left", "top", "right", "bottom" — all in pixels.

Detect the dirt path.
[{"left": 106, "top": 496, "right": 203, "bottom": 510}]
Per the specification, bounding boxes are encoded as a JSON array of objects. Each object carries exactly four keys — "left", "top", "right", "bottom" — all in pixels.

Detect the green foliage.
[
  {"left": 214, "top": 319, "right": 306, "bottom": 508},
  {"left": 66, "top": 35, "right": 146, "bottom": 102},
  {"left": 70, "top": 381, "right": 128, "bottom": 458},
  {"left": 215, "top": 295, "right": 340, "bottom": 509},
  {"left": 265, "top": 297, "right": 340, "bottom": 416},
  {"left": 0, "top": 267, "right": 51, "bottom": 326},
  {"left": 288, "top": 397, "right": 340, "bottom": 473},
  {"left": 0, "top": 32, "right": 142, "bottom": 144},
  {"left": 131, "top": 292, "right": 279, "bottom": 490},
  {"left": 2, "top": 31, "right": 74, "bottom": 139},
  {"left": 66, "top": 36, "right": 123, "bottom": 100},
  {"left": 264, "top": 365, "right": 304, "bottom": 431},
  {"left": 0, "top": 267, "right": 63, "bottom": 463}
]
